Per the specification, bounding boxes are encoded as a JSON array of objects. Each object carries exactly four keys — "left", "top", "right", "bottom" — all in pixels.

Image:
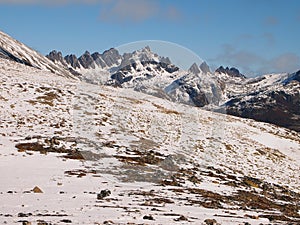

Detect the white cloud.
[
  {"left": 99, "top": 0, "right": 183, "bottom": 23},
  {"left": 0, "top": 0, "right": 183, "bottom": 23},
  {"left": 264, "top": 16, "right": 279, "bottom": 26},
  {"left": 211, "top": 44, "right": 300, "bottom": 77},
  {"left": 263, "top": 53, "right": 300, "bottom": 73},
  {"left": 100, "top": 0, "right": 159, "bottom": 22}
]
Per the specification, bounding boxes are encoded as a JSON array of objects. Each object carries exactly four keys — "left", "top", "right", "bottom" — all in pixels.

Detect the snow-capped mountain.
[
  {"left": 223, "top": 71, "right": 300, "bottom": 132},
  {"left": 0, "top": 30, "right": 74, "bottom": 79},
  {"left": 47, "top": 47, "right": 300, "bottom": 132},
  {"left": 1, "top": 56, "right": 300, "bottom": 225},
  {"left": 1, "top": 30, "right": 300, "bottom": 224}
]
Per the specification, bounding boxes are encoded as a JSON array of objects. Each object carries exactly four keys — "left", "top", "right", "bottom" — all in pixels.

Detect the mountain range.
[
  {"left": 1, "top": 29, "right": 299, "bottom": 132},
  {"left": 0, "top": 30, "right": 300, "bottom": 224},
  {"left": 46, "top": 46, "right": 300, "bottom": 133}
]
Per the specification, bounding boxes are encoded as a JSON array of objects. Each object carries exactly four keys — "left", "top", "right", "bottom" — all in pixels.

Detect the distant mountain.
[
  {"left": 46, "top": 46, "right": 300, "bottom": 132},
  {"left": 0, "top": 30, "right": 74, "bottom": 79},
  {"left": 1, "top": 29, "right": 300, "bottom": 224},
  {"left": 223, "top": 71, "right": 300, "bottom": 132}
]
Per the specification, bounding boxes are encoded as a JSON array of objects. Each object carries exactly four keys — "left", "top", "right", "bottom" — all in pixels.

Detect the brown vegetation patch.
[
  {"left": 152, "top": 103, "right": 181, "bottom": 115},
  {"left": 115, "top": 150, "right": 163, "bottom": 166},
  {"left": 15, "top": 137, "right": 84, "bottom": 160}
]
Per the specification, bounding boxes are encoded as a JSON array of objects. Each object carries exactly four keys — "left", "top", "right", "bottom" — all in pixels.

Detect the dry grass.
[{"left": 152, "top": 103, "right": 181, "bottom": 115}]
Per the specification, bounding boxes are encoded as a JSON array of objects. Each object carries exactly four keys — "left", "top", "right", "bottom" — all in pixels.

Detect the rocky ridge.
[{"left": 47, "top": 47, "right": 300, "bottom": 132}]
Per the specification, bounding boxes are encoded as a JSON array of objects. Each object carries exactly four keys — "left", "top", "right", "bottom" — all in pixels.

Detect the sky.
[{"left": 0, "top": 0, "right": 299, "bottom": 77}]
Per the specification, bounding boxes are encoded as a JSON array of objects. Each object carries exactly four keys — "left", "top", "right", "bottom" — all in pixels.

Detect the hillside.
[
  {"left": 47, "top": 47, "right": 300, "bottom": 133},
  {"left": 1, "top": 57, "right": 300, "bottom": 224}
]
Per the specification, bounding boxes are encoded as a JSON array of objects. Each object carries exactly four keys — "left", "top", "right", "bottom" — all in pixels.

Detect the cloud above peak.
[
  {"left": 264, "top": 16, "right": 279, "bottom": 26},
  {"left": 99, "top": 0, "right": 183, "bottom": 23},
  {"left": 100, "top": 0, "right": 159, "bottom": 22},
  {"left": 0, "top": 0, "right": 183, "bottom": 23},
  {"left": 212, "top": 44, "right": 300, "bottom": 77}
]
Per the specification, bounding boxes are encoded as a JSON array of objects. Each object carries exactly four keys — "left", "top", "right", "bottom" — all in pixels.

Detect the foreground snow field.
[{"left": 0, "top": 58, "right": 300, "bottom": 224}]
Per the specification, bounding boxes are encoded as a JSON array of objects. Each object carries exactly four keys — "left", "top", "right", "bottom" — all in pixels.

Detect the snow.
[
  {"left": 0, "top": 58, "right": 300, "bottom": 224},
  {"left": 0, "top": 30, "right": 75, "bottom": 79}
]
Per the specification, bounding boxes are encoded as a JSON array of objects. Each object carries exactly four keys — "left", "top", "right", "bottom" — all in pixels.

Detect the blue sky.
[{"left": 0, "top": 0, "right": 299, "bottom": 76}]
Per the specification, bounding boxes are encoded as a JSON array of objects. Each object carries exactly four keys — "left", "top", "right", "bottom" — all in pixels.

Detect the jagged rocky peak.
[
  {"left": 134, "top": 46, "right": 157, "bottom": 63},
  {"left": 142, "top": 45, "right": 151, "bottom": 52},
  {"left": 188, "top": 61, "right": 211, "bottom": 75},
  {"left": 64, "top": 54, "right": 80, "bottom": 69},
  {"left": 188, "top": 63, "right": 201, "bottom": 74},
  {"left": 101, "top": 48, "right": 121, "bottom": 67},
  {"left": 78, "top": 51, "right": 95, "bottom": 69},
  {"left": 160, "top": 56, "right": 172, "bottom": 65},
  {"left": 215, "top": 66, "right": 245, "bottom": 78},
  {"left": 199, "top": 61, "right": 210, "bottom": 73},
  {"left": 46, "top": 50, "right": 67, "bottom": 66}
]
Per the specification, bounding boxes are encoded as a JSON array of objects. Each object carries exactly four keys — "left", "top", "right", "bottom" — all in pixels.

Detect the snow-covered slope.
[
  {"left": 47, "top": 46, "right": 300, "bottom": 132},
  {"left": 223, "top": 71, "right": 300, "bottom": 132},
  {"left": 1, "top": 57, "right": 300, "bottom": 224},
  {"left": 0, "top": 30, "right": 74, "bottom": 78}
]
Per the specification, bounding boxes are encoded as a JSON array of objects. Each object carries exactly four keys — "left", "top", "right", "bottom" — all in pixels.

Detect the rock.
[
  {"left": 32, "top": 186, "right": 43, "bottom": 193},
  {"left": 78, "top": 51, "right": 95, "bottom": 69},
  {"left": 18, "top": 213, "right": 32, "bottom": 217},
  {"left": 143, "top": 215, "right": 154, "bottom": 220},
  {"left": 215, "top": 66, "right": 245, "bottom": 78},
  {"left": 97, "top": 189, "right": 111, "bottom": 199},
  {"left": 160, "top": 56, "right": 172, "bottom": 65},
  {"left": 60, "top": 219, "right": 72, "bottom": 223},
  {"left": 189, "top": 63, "right": 201, "bottom": 74},
  {"left": 204, "top": 219, "right": 217, "bottom": 225},
  {"left": 64, "top": 54, "right": 81, "bottom": 69},
  {"left": 46, "top": 50, "right": 67, "bottom": 66},
  {"left": 101, "top": 48, "right": 121, "bottom": 67},
  {"left": 200, "top": 61, "right": 211, "bottom": 73},
  {"left": 91, "top": 52, "right": 107, "bottom": 68},
  {"left": 22, "top": 221, "right": 31, "bottom": 225},
  {"left": 174, "top": 215, "right": 188, "bottom": 221}
]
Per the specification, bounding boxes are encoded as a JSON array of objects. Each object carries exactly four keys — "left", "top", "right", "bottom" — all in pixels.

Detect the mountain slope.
[
  {"left": 223, "top": 71, "right": 300, "bottom": 132},
  {"left": 48, "top": 47, "right": 300, "bottom": 132},
  {"left": 1, "top": 57, "right": 300, "bottom": 224},
  {"left": 0, "top": 30, "right": 74, "bottom": 78}
]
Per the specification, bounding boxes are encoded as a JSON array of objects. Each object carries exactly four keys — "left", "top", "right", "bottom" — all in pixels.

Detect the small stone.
[
  {"left": 204, "top": 219, "right": 217, "bottom": 225},
  {"left": 22, "top": 221, "right": 31, "bottom": 225},
  {"left": 60, "top": 219, "right": 72, "bottom": 223},
  {"left": 174, "top": 215, "right": 188, "bottom": 221},
  {"left": 97, "top": 189, "right": 111, "bottom": 199},
  {"left": 32, "top": 186, "right": 43, "bottom": 193},
  {"left": 143, "top": 215, "right": 154, "bottom": 220}
]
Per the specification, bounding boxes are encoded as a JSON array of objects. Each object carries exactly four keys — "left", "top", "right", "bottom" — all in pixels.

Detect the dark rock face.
[
  {"left": 159, "top": 62, "right": 179, "bottom": 73},
  {"left": 110, "top": 72, "right": 133, "bottom": 85},
  {"left": 189, "top": 63, "right": 201, "bottom": 74},
  {"left": 186, "top": 86, "right": 209, "bottom": 107},
  {"left": 91, "top": 52, "right": 106, "bottom": 68},
  {"left": 294, "top": 70, "right": 300, "bottom": 82},
  {"left": 216, "top": 66, "right": 245, "bottom": 78},
  {"left": 200, "top": 61, "right": 211, "bottom": 73},
  {"left": 283, "top": 70, "right": 300, "bottom": 84},
  {"left": 160, "top": 56, "right": 171, "bottom": 65},
  {"left": 225, "top": 90, "right": 300, "bottom": 132},
  {"left": 46, "top": 50, "right": 67, "bottom": 66},
  {"left": 0, "top": 47, "right": 31, "bottom": 66},
  {"left": 64, "top": 54, "right": 81, "bottom": 69},
  {"left": 78, "top": 51, "right": 95, "bottom": 69},
  {"left": 101, "top": 48, "right": 121, "bottom": 67},
  {"left": 97, "top": 189, "right": 111, "bottom": 199}
]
